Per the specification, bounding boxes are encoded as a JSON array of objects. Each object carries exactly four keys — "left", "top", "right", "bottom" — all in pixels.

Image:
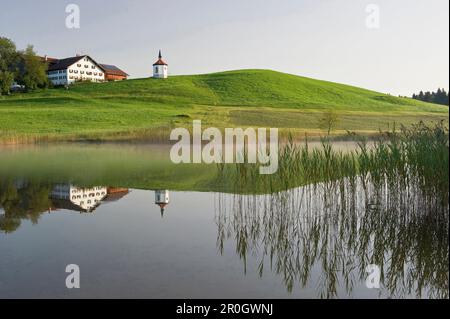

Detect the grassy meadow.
[{"left": 0, "top": 69, "right": 448, "bottom": 144}]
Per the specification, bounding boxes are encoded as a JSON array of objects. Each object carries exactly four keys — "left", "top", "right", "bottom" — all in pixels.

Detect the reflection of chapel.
[{"left": 155, "top": 190, "right": 170, "bottom": 216}]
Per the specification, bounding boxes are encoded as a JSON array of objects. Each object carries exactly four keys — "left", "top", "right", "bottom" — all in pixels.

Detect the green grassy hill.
[{"left": 0, "top": 69, "right": 448, "bottom": 143}]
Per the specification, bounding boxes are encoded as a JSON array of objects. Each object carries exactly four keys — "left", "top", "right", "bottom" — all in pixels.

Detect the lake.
[{"left": 0, "top": 142, "right": 448, "bottom": 299}]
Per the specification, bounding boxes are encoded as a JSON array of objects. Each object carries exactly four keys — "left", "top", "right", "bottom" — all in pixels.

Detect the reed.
[
  {"left": 221, "top": 121, "right": 449, "bottom": 199},
  {"left": 214, "top": 122, "right": 449, "bottom": 297}
]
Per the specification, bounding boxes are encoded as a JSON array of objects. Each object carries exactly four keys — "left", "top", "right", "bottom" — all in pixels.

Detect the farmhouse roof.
[
  {"left": 47, "top": 56, "right": 85, "bottom": 71},
  {"left": 38, "top": 56, "right": 59, "bottom": 64},
  {"left": 100, "top": 64, "right": 129, "bottom": 76},
  {"left": 51, "top": 198, "right": 97, "bottom": 213},
  {"left": 46, "top": 55, "right": 106, "bottom": 72}
]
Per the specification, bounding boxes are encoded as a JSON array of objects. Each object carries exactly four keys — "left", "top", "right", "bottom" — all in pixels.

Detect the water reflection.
[
  {"left": 0, "top": 178, "right": 448, "bottom": 298},
  {"left": 0, "top": 180, "right": 171, "bottom": 232},
  {"left": 155, "top": 190, "right": 170, "bottom": 217},
  {"left": 215, "top": 180, "right": 449, "bottom": 299},
  {"left": 50, "top": 185, "right": 109, "bottom": 212}
]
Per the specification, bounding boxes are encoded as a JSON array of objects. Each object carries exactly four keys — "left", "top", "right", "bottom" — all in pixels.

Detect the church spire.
[{"left": 158, "top": 50, "right": 162, "bottom": 59}]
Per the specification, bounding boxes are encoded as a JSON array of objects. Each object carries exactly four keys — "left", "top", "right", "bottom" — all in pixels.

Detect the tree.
[
  {"left": 319, "top": 110, "right": 340, "bottom": 136},
  {"left": 0, "top": 37, "right": 19, "bottom": 95},
  {"left": 0, "top": 71, "right": 14, "bottom": 96},
  {"left": 412, "top": 88, "right": 449, "bottom": 106},
  {"left": 418, "top": 91, "right": 424, "bottom": 100},
  {"left": 17, "top": 45, "right": 48, "bottom": 91}
]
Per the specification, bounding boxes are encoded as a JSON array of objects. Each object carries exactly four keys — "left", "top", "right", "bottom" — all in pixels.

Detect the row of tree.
[
  {"left": 412, "top": 88, "right": 449, "bottom": 106},
  {"left": 0, "top": 37, "right": 49, "bottom": 95}
]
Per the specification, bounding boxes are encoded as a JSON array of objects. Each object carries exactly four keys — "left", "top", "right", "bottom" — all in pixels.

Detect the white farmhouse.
[
  {"left": 153, "top": 50, "right": 168, "bottom": 79},
  {"left": 46, "top": 55, "right": 106, "bottom": 86}
]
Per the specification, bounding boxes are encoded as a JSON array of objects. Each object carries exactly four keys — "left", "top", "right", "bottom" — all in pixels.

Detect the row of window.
[
  {"left": 68, "top": 76, "right": 103, "bottom": 82},
  {"left": 72, "top": 192, "right": 106, "bottom": 200},
  {"left": 77, "top": 199, "right": 100, "bottom": 205},
  {"left": 49, "top": 70, "right": 103, "bottom": 76},
  {"left": 77, "top": 64, "right": 97, "bottom": 69},
  {"left": 71, "top": 187, "right": 104, "bottom": 193},
  {"left": 69, "top": 70, "right": 102, "bottom": 76},
  {"left": 49, "top": 70, "right": 66, "bottom": 75}
]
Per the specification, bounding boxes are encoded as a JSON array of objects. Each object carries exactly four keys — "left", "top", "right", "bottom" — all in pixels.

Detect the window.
[
  {"left": 99, "top": 73, "right": 103, "bottom": 76},
  {"left": 92, "top": 66, "right": 95, "bottom": 69},
  {"left": 77, "top": 64, "right": 81, "bottom": 67},
  {"left": 69, "top": 70, "right": 73, "bottom": 73},
  {"left": 85, "top": 65, "right": 89, "bottom": 68},
  {"left": 80, "top": 71, "right": 84, "bottom": 74}
]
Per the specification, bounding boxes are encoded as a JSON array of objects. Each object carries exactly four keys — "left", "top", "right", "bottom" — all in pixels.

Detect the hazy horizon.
[{"left": 1, "top": 0, "right": 448, "bottom": 96}]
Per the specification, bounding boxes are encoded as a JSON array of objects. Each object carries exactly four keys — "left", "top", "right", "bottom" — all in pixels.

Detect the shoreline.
[{"left": 0, "top": 129, "right": 383, "bottom": 146}]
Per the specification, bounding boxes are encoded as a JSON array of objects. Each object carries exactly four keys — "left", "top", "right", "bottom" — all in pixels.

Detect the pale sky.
[{"left": 1, "top": 0, "right": 448, "bottom": 96}]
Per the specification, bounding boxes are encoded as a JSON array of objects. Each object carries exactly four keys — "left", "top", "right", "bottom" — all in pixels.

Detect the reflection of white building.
[
  {"left": 155, "top": 190, "right": 170, "bottom": 216},
  {"left": 51, "top": 185, "right": 107, "bottom": 212}
]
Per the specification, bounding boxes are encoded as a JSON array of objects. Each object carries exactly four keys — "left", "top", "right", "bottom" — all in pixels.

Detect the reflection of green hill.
[{"left": 0, "top": 144, "right": 220, "bottom": 192}]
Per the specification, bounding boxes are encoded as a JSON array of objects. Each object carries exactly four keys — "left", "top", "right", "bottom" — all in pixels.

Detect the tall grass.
[
  {"left": 219, "top": 121, "right": 449, "bottom": 199},
  {"left": 215, "top": 122, "right": 449, "bottom": 298},
  {"left": 215, "top": 175, "right": 449, "bottom": 298}
]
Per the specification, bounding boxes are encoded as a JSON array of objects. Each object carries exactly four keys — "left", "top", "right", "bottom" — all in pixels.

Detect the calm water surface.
[{"left": 0, "top": 143, "right": 448, "bottom": 299}]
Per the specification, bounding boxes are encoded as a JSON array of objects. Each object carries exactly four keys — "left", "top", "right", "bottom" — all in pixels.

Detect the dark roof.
[
  {"left": 50, "top": 198, "right": 96, "bottom": 213},
  {"left": 104, "top": 189, "right": 130, "bottom": 203},
  {"left": 38, "top": 56, "right": 59, "bottom": 65},
  {"left": 153, "top": 58, "right": 168, "bottom": 66},
  {"left": 47, "top": 55, "right": 106, "bottom": 72},
  {"left": 100, "top": 64, "right": 129, "bottom": 77},
  {"left": 47, "top": 56, "right": 85, "bottom": 71}
]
